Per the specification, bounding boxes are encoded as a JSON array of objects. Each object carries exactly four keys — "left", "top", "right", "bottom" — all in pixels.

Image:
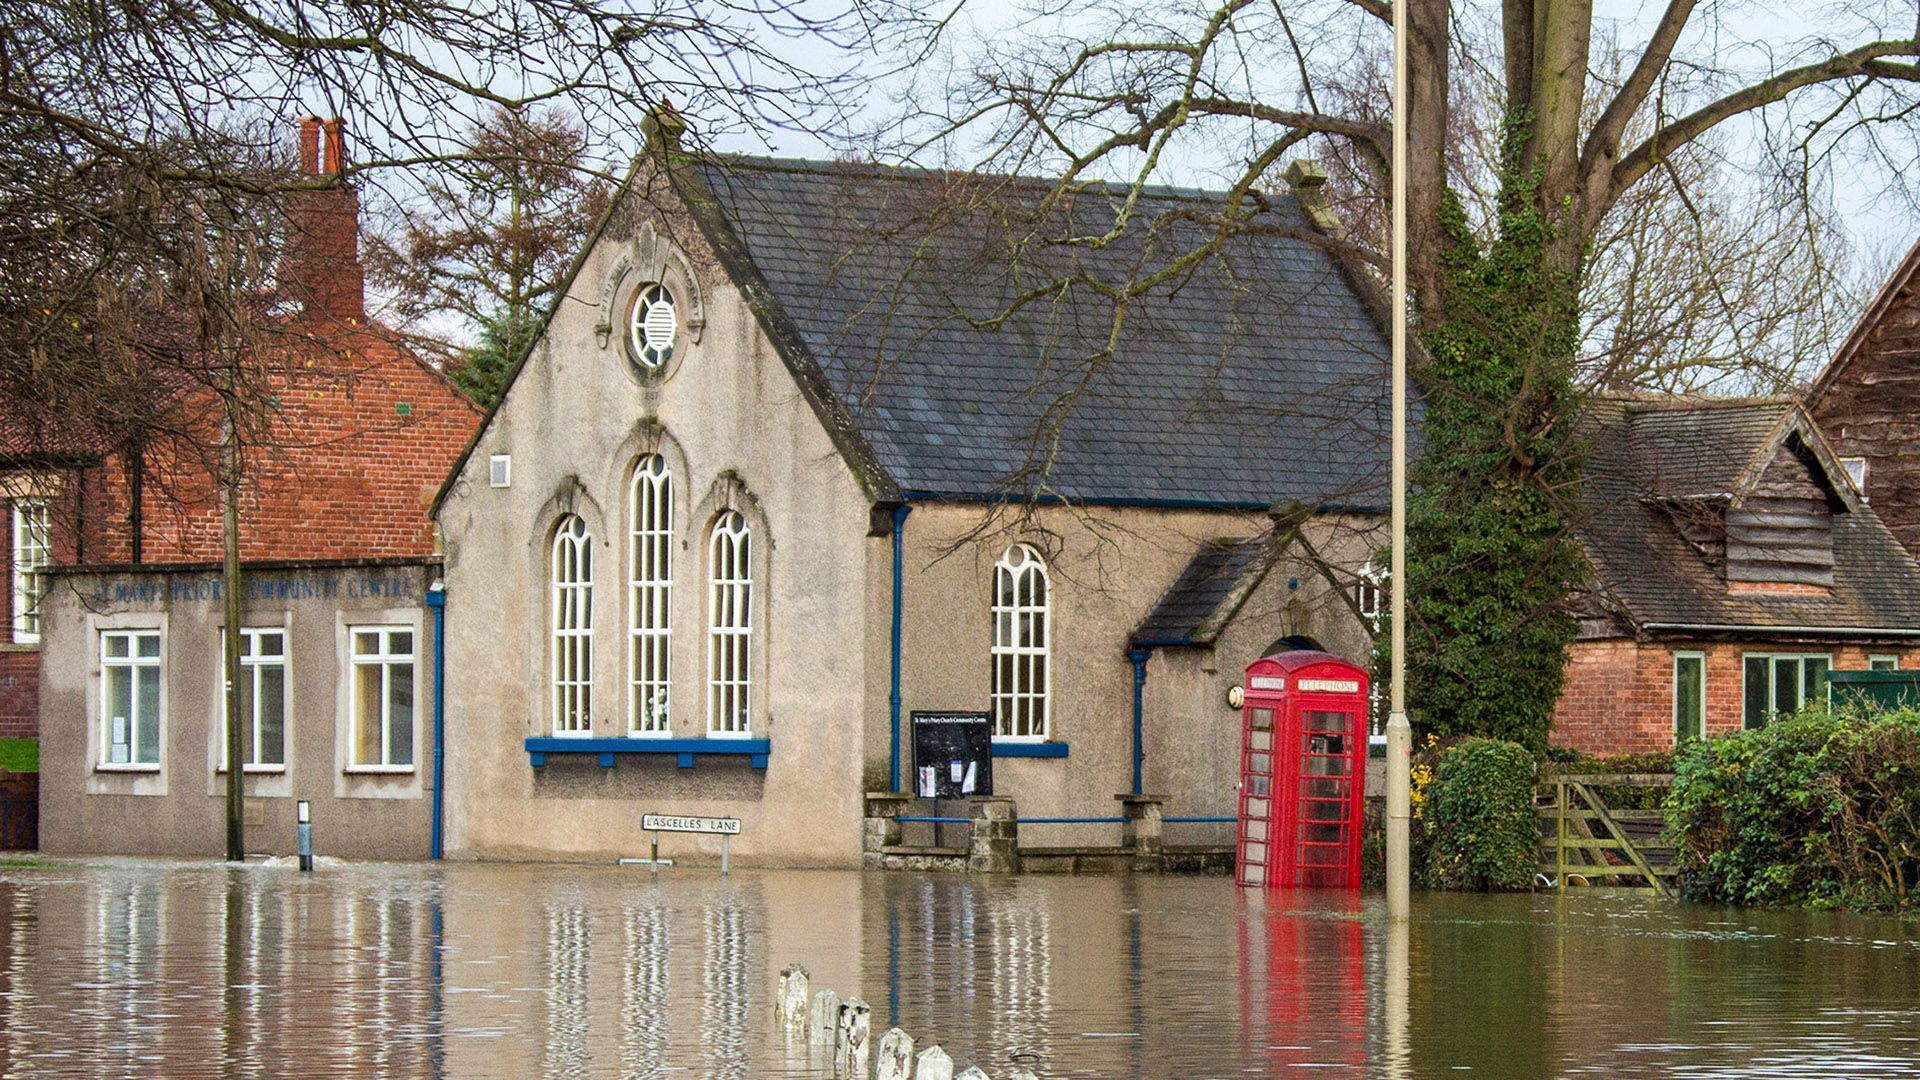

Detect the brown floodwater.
[{"left": 0, "top": 859, "right": 1915, "bottom": 1078}]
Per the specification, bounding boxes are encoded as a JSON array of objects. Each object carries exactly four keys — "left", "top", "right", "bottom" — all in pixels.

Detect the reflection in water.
[
  {"left": 2, "top": 863, "right": 1920, "bottom": 1077},
  {"left": 620, "top": 896, "right": 670, "bottom": 1078}
]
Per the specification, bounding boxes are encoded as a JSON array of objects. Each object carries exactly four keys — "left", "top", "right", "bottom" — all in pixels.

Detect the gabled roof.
[
  {"left": 1576, "top": 397, "right": 1920, "bottom": 634},
  {"left": 1131, "top": 537, "right": 1277, "bottom": 646},
  {"left": 1806, "top": 234, "right": 1920, "bottom": 410},
  {"left": 675, "top": 155, "right": 1395, "bottom": 509}
]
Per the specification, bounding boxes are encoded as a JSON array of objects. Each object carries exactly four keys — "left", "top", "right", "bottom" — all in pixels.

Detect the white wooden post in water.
[
  {"left": 836, "top": 996, "right": 871, "bottom": 1077},
  {"left": 876, "top": 1027, "right": 914, "bottom": 1080},
  {"left": 808, "top": 988, "right": 841, "bottom": 1047},
  {"left": 776, "top": 964, "right": 809, "bottom": 1036},
  {"left": 916, "top": 1045, "right": 955, "bottom": 1080}
]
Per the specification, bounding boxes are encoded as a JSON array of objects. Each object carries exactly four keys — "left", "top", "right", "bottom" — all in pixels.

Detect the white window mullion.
[
  {"left": 991, "top": 545, "right": 1050, "bottom": 741},
  {"left": 629, "top": 457, "right": 672, "bottom": 735},
  {"left": 707, "top": 512, "right": 752, "bottom": 737},
  {"left": 13, "top": 500, "right": 49, "bottom": 644},
  {"left": 552, "top": 516, "right": 594, "bottom": 737}
]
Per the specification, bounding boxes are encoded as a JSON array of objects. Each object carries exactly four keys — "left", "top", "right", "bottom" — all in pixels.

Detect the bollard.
[
  {"left": 776, "top": 964, "right": 810, "bottom": 1036},
  {"left": 835, "top": 996, "right": 871, "bottom": 1078},
  {"left": 876, "top": 1027, "right": 915, "bottom": 1080},
  {"left": 807, "top": 988, "right": 841, "bottom": 1047},
  {"left": 915, "top": 1045, "right": 954, "bottom": 1080},
  {"left": 296, "top": 800, "right": 313, "bottom": 872},
  {"left": 955, "top": 1068, "right": 991, "bottom": 1080}
]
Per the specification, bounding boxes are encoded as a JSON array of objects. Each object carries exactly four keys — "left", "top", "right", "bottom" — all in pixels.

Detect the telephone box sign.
[
  {"left": 1235, "top": 649, "right": 1370, "bottom": 890},
  {"left": 642, "top": 814, "right": 741, "bottom": 835}
]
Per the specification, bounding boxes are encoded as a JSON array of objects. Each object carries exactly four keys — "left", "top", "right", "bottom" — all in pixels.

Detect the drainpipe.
[
  {"left": 1127, "top": 647, "right": 1151, "bottom": 796},
  {"left": 890, "top": 504, "right": 912, "bottom": 793},
  {"left": 427, "top": 580, "right": 447, "bottom": 860}
]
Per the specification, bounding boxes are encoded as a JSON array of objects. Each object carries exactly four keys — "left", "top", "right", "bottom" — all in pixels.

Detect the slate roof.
[
  {"left": 684, "top": 156, "right": 1394, "bottom": 508},
  {"left": 1131, "top": 537, "right": 1274, "bottom": 645},
  {"left": 1577, "top": 398, "right": 1920, "bottom": 634}
]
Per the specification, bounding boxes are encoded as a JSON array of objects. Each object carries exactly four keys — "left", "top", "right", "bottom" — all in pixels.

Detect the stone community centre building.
[{"left": 15, "top": 112, "right": 1920, "bottom": 864}]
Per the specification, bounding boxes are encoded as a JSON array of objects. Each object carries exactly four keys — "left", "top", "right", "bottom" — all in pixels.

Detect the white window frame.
[
  {"left": 1741, "top": 652, "right": 1832, "bottom": 730},
  {"left": 991, "top": 543, "right": 1051, "bottom": 742},
  {"left": 219, "top": 627, "right": 288, "bottom": 772},
  {"left": 707, "top": 511, "right": 752, "bottom": 737},
  {"left": 1672, "top": 651, "right": 1705, "bottom": 742},
  {"left": 551, "top": 515, "right": 594, "bottom": 737},
  {"left": 12, "top": 499, "right": 49, "bottom": 644},
  {"left": 348, "top": 625, "right": 415, "bottom": 771},
  {"left": 99, "top": 629, "right": 163, "bottom": 769},
  {"left": 629, "top": 283, "right": 678, "bottom": 369},
  {"left": 629, "top": 457, "right": 673, "bottom": 736},
  {"left": 1870, "top": 654, "right": 1900, "bottom": 671}
]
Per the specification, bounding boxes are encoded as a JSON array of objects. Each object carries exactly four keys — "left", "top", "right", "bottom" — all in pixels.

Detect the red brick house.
[
  {"left": 1554, "top": 397, "right": 1920, "bottom": 754},
  {"left": 27, "top": 118, "right": 483, "bottom": 859}
]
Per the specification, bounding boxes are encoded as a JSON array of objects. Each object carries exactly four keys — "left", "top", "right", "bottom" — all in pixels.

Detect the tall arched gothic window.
[
  {"left": 629, "top": 456, "right": 673, "bottom": 734},
  {"left": 991, "top": 543, "right": 1050, "bottom": 740},
  {"left": 551, "top": 515, "right": 593, "bottom": 735},
  {"left": 707, "top": 511, "right": 752, "bottom": 736}
]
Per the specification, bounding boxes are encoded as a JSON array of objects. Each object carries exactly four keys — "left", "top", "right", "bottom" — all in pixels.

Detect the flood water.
[{"left": 0, "top": 860, "right": 1915, "bottom": 1078}]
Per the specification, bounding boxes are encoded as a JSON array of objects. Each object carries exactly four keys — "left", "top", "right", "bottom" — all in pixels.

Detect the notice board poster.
[{"left": 911, "top": 711, "right": 994, "bottom": 800}]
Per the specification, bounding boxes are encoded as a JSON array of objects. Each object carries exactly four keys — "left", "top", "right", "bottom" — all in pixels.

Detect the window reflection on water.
[{"left": 0, "top": 864, "right": 1918, "bottom": 1078}]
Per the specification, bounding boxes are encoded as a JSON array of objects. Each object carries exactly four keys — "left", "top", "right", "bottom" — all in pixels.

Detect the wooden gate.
[{"left": 1537, "top": 773, "right": 1675, "bottom": 897}]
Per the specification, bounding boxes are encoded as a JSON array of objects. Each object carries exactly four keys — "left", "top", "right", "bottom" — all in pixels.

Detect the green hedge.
[
  {"left": 0, "top": 739, "right": 35, "bottom": 773},
  {"left": 1421, "top": 737, "right": 1539, "bottom": 891},
  {"left": 1669, "top": 710, "right": 1920, "bottom": 910}
]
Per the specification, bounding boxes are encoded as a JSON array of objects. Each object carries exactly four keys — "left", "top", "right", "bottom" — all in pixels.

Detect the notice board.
[{"left": 911, "top": 711, "right": 994, "bottom": 800}]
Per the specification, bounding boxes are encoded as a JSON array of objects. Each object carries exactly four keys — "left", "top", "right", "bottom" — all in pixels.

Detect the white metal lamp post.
[{"left": 1385, "top": 0, "right": 1413, "bottom": 921}]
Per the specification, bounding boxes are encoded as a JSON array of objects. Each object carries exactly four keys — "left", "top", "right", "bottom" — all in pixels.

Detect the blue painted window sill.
[
  {"left": 525, "top": 737, "right": 769, "bottom": 769},
  {"left": 990, "top": 742, "right": 1069, "bottom": 758}
]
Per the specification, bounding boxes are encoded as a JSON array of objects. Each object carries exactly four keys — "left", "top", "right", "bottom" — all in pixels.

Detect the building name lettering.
[{"left": 91, "top": 574, "right": 416, "bottom": 605}]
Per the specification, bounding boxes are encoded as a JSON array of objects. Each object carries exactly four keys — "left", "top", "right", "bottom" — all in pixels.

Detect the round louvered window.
[{"left": 628, "top": 283, "right": 677, "bottom": 369}]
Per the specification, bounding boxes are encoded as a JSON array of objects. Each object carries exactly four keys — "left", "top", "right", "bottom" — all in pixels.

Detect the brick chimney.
[{"left": 287, "top": 115, "right": 366, "bottom": 323}]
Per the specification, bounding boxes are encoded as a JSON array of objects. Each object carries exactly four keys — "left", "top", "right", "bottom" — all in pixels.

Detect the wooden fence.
[
  {"left": 776, "top": 964, "right": 1040, "bottom": 1080},
  {"left": 1537, "top": 773, "right": 1676, "bottom": 898}
]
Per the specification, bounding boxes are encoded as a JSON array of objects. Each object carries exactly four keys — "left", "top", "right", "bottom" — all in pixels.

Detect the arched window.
[
  {"left": 991, "top": 544, "right": 1050, "bottom": 740},
  {"left": 707, "top": 511, "right": 752, "bottom": 736},
  {"left": 629, "top": 456, "right": 673, "bottom": 735},
  {"left": 551, "top": 515, "right": 593, "bottom": 735}
]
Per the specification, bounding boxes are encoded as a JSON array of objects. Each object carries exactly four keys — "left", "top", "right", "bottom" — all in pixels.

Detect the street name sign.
[{"left": 642, "top": 813, "right": 741, "bottom": 836}]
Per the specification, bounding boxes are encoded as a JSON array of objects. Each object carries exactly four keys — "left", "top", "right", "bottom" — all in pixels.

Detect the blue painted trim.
[
  {"left": 1129, "top": 637, "right": 1193, "bottom": 648},
  {"left": 525, "top": 737, "right": 771, "bottom": 770},
  {"left": 1164, "top": 816, "right": 1237, "bottom": 823},
  {"left": 1128, "top": 646, "right": 1150, "bottom": 796},
  {"left": 896, "top": 816, "right": 971, "bottom": 823},
  {"left": 1023, "top": 816, "right": 1127, "bottom": 824},
  {"left": 889, "top": 504, "right": 911, "bottom": 793},
  {"left": 426, "top": 586, "right": 446, "bottom": 861},
  {"left": 902, "top": 490, "right": 1386, "bottom": 515},
  {"left": 991, "top": 742, "right": 1069, "bottom": 758}
]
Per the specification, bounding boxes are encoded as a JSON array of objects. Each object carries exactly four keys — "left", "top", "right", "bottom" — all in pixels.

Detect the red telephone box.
[{"left": 1235, "top": 650, "right": 1369, "bottom": 888}]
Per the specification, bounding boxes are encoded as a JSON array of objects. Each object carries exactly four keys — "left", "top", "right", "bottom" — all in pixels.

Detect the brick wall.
[
  {"left": 1553, "top": 638, "right": 1918, "bottom": 754},
  {"left": 0, "top": 651, "right": 38, "bottom": 740}
]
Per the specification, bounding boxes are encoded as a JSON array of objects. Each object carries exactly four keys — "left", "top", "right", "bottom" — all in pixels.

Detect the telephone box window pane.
[
  {"left": 1244, "top": 864, "right": 1265, "bottom": 885},
  {"left": 1250, "top": 707, "right": 1273, "bottom": 730},
  {"left": 1305, "top": 777, "right": 1345, "bottom": 799},
  {"left": 1245, "top": 797, "right": 1268, "bottom": 818},
  {"left": 1245, "top": 819, "right": 1267, "bottom": 841},
  {"left": 1248, "top": 775, "right": 1269, "bottom": 797},
  {"left": 1305, "top": 710, "right": 1351, "bottom": 733},
  {"left": 1303, "top": 799, "right": 1345, "bottom": 822},
  {"left": 1305, "top": 823, "right": 1346, "bottom": 844},
  {"left": 1250, "top": 730, "right": 1271, "bottom": 751},
  {"left": 1244, "top": 842, "right": 1266, "bottom": 864},
  {"left": 1249, "top": 752, "right": 1270, "bottom": 775}
]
